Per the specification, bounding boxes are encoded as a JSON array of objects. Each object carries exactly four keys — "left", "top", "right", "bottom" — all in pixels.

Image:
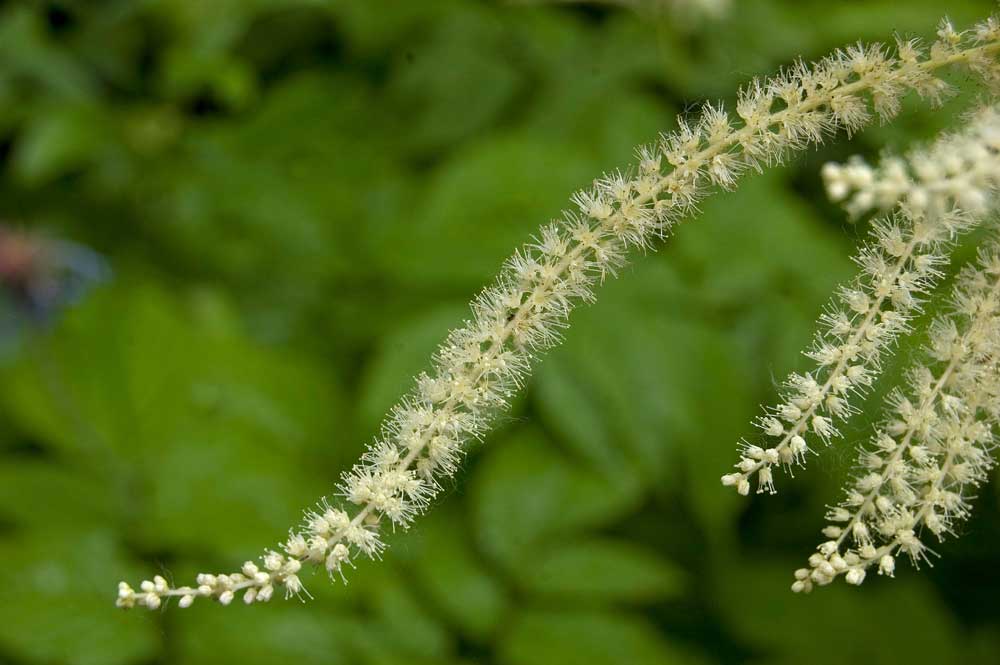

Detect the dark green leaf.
[
  {"left": 521, "top": 538, "right": 685, "bottom": 602},
  {"left": 0, "top": 530, "right": 159, "bottom": 665},
  {"left": 471, "top": 429, "right": 643, "bottom": 571},
  {"left": 499, "top": 608, "right": 706, "bottom": 665}
]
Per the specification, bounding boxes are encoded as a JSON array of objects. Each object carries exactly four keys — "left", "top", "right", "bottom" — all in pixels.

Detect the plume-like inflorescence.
[
  {"left": 117, "top": 16, "right": 1000, "bottom": 610},
  {"left": 795, "top": 245, "right": 1000, "bottom": 591},
  {"left": 823, "top": 105, "right": 1000, "bottom": 219},
  {"left": 722, "top": 101, "right": 1000, "bottom": 497}
]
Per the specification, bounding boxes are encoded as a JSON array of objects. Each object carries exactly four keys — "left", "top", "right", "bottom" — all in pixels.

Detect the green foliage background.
[{"left": 2, "top": 1, "right": 1000, "bottom": 663}]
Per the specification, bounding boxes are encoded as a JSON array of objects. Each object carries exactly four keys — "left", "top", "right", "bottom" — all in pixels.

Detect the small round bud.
[
  {"left": 845, "top": 568, "right": 866, "bottom": 585},
  {"left": 721, "top": 473, "right": 740, "bottom": 486}
]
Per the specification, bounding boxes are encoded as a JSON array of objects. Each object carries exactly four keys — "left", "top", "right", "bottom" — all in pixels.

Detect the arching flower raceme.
[{"left": 118, "top": 15, "right": 1000, "bottom": 610}]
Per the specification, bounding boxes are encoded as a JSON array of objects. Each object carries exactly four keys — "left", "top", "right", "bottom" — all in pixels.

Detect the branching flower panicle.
[
  {"left": 118, "top": 15, "right": 1000, "bottom": 610},
  {"left": 722, "top": 208, "right": 976, "bottom": 496},
  {"left": 795, "top": 245, "right": 1000, "bottom": 591}
]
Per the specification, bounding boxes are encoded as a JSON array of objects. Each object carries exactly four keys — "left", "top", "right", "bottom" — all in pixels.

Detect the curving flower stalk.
[
  {"left": 795, "top": 245, "right": 1000, "bottom": 591},
  {"left": 722, "top": 101, "right": 1000, "bottom": 497},
  {"left": 118, "top": 15, "right": 1000, "bottom": 610}
]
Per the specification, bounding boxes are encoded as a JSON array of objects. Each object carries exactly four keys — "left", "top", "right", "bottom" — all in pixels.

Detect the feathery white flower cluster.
[
  {"left": 723, "top": 100, "right": 1000, "bottom": 497},
  {"left": 823, "top": 106, "right": 1000, "bottom": 218},
  {"left": 119, "top": 15, "right": 1000, "bottom": 610},
  {"left": 795, "top": 246, "right": 1000, "bottom": 591},
  {"left": 722, "top": 207, "right": 976, "bottom": 496}
]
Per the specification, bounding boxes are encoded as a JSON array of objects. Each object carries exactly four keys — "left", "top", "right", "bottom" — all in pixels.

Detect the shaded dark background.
[{"left": 1, "top": 1, "right": 999, "bottom": 663}]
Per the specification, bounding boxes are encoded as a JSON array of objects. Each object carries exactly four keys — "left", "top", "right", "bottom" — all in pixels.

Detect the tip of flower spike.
[{"left": 791, "top": 568, "right": 813, "bottom": 593}]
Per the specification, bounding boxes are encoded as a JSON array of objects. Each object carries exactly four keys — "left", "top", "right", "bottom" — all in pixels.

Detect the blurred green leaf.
[
  {"left": 364, "top": 566, "right": 455, "bottom": 661},
  {"left": 471, "top": 428, "right": 643, "bottom": 571},
  {"left": 0, "top": 530, "right": 159, "bottom": 665},
  {"left": 535, "top": 259, "right": 754, "bottom": 495},
  {"left": 175, "top": 605, "right": 357, "bottom": 665},
  {"left": 499, "top": 608, "right": 706, "bottom": 665},
  {"left": 160, "top": 48, "right": 256, "bottom": 109},
  {"left": 374, "top": 132, "right": 595, "bottom": 287},
  {"left": 12, "top": 104, "right": 110, "bottom": 185},
  {"left": 358, "top": 303, "right": 467, "bottom": 433},
  {"left": 0, "top": 458, "right": 120, "bottom": 528},
  {"left": 384, "top": 5, "right": 523, "bottom": 155},
  {"left": 716, "top": 561, "right": 964, "bottom": 665},
  {"left": 0, "top": 282, "right": 343, "bottom": 555},
  {"left": 401, "top": 507, "right": 511, "bottom": 641},
  {"left": 327, "top": 0, "right": 461, "bottom": 54},
  {"left": 519, "top": 19, "right": 674, "bottom": 167},
  {"left": 134, "top": 71, "right": 398, "bottom": 308},
  {"left": 521, "top": 538, "right": 685, "bottom": 602},
  {"left": 672, "top": 169, "right": 853, "bottom": 307},
  {"left": 0, "top": 5, "right": 96, "bottom": 101}
]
